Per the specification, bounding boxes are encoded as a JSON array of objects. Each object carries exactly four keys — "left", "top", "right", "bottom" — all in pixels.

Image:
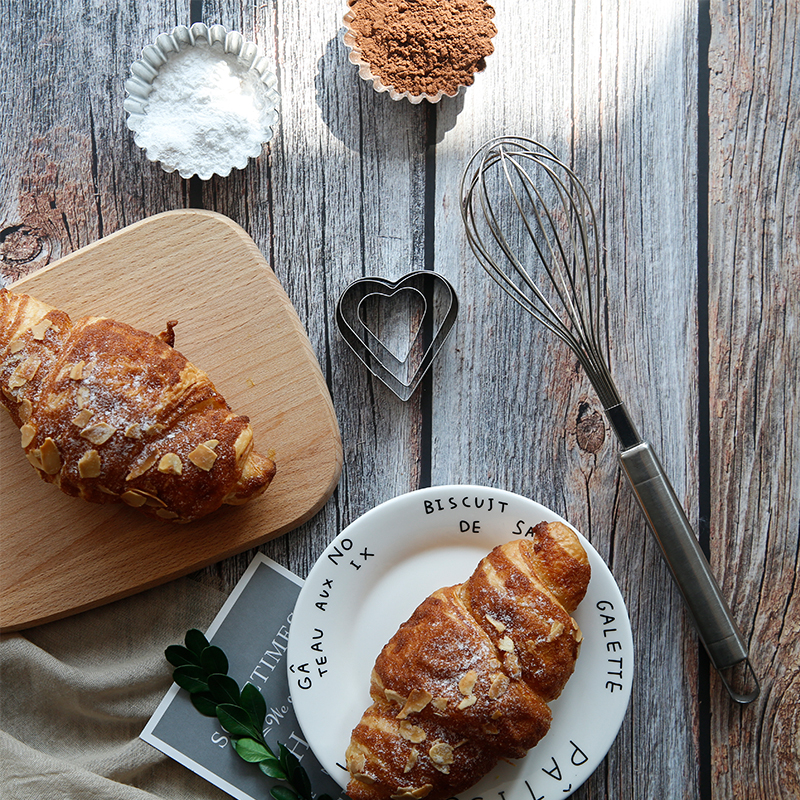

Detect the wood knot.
[
  {"left": 576, "top": 402, "right": 605, "bottom": 453},
  {"left": 0, "top": 225, "right": 44, "bottom": 264}
]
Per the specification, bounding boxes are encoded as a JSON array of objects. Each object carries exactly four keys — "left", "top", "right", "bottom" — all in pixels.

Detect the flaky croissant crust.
[
  {"left": 346, "top": 523, "right": 591, "bottom": 800},
  {"left": 0, "top": 288, "right": 275, "bottom": 523}
]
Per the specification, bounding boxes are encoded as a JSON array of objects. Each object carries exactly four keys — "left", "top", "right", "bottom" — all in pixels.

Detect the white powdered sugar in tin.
[{"left": 133, "top": 43, "right": 278, "bottom": 179}]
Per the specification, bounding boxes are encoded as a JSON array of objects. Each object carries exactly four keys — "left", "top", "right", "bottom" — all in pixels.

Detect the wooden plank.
[
  {"left": 433, "top": 2, "right": 701, "bottom": 798},
  {"left": 707, "top": 1, "right": 800, "bottom": 797},
  {"left": 0, "top": 1, "right": 191, "bottom": 284}
]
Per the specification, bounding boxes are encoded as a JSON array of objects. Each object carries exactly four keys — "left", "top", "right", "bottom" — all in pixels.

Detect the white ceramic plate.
[{"left": 287, "top": 486, "right": 633, "bottom": 800}]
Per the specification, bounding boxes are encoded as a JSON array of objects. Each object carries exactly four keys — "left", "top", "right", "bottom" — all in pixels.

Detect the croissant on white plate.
[
  {"left": 0, "top": 288, "right": 275, "bottom": 523},
  {"left": 345, "top": 522, "right": 591, "bottom": 800}
]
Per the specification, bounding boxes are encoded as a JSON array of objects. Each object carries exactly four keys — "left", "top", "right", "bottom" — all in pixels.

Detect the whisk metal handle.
[{"left": 618, "top": 439, "right": 760, "bottom": 703}]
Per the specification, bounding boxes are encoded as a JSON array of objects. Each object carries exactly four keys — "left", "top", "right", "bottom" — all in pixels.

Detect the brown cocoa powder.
[{"left": 347, "top": 0, "right": 497, "bottom": 97}]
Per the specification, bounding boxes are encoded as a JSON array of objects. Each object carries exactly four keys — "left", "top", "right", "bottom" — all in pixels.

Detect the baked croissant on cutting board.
[
  {"left": 346, "top": 522, "right": 591, "bottom": 800},
  {"left": 0, "top": 288, "right": 275, "bottom": 523}
]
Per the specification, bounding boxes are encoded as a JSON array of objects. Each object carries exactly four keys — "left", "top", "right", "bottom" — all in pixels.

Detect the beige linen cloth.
[{"left": 1, "top": 578, "right": 233, "bottom": 800}]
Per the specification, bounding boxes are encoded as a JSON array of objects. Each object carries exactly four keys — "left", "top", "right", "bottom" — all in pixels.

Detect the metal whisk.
[{"left": 460, "top": 136, "right": 759, "bottom": 703}]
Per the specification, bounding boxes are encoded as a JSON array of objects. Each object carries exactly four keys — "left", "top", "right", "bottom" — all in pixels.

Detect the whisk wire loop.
[
  {"left": 502, "top": 151, "right": 597, "bottom": 353},
  {"left": 474, "top": 157, "right": 575, "bottom": 342},
  {"left": 460, "top": 136, "right": 621, "bottom": 409},
  {"left": 497, "top": 154, "right": 583, "bottom": 332}
]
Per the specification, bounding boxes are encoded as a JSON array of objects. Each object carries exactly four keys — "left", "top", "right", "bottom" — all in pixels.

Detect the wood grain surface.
[
  {"left": 708, "top": 1, "right": 800, "bottom": 797},
  {"left": 0, "top": 0, "right": 797, "bottom": 799},
  {"left": 0, "top": 210, "right": 342, "bottom": 630}
]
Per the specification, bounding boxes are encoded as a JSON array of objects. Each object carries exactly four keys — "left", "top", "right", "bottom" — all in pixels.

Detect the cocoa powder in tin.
[{"left": 347, "top": 0, "right": 497, "bottom": 97}]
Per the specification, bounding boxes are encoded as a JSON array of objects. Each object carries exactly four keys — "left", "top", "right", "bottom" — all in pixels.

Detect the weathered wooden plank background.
[
  {"left": 0, "top": 1, "right": 797, "bottom": 799},
  {"left": 708, "top": 1, "right": 800, "bottom": 797}
]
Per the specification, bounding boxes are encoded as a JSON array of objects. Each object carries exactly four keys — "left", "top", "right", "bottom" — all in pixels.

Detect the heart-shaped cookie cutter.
[{"left": 335, "top": 271, "right": 459, "bottom": 401}]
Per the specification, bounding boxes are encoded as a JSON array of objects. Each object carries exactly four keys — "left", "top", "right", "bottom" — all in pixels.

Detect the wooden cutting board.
[{"left": 0, "top": 210, "right": 343, "bottom": 631}]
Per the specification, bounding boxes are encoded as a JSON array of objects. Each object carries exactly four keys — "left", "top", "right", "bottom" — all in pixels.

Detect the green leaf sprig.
[{"left": 166, "top": 629, "right": 332, "bottom": 800}]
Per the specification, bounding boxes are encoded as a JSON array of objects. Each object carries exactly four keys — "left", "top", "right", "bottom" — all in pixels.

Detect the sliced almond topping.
[
  {"left": 431, "top": 697, "right": 448, "bottom": 711},
  {"left": 121, "top": 490, "right": 148, "bottom": 508},
  {"left": 69, "top": 360, "right": 85, "bottom": 380},
  {"left": 385, "top": 689, "right": 407, "bottom": 706},
  {"left": 26, "top": 449, "right": 44, "bottom": 471},
  {"left": 458, "top": 670, "right": 478, "bottom": 696},
  {"left": 40, "top": 437, "right": 62, "bottom": 474},
  {"left": 403, "top": 749, "right": 419, "bottom": 773},
  {"left": 503, "top": 651, "right": 521, "bottom": 679},
  {"left": 489, "top": 673, "right": 510, "bottom": 700},
  {"left": 31, "top": 319, "right": 53, "bottom": 340},
  {"left": 354, "top": 774, "right": 376, "bottom": 785},
  {"left": 233, "top": 427, "right": 253, "bottom": 462},
  {"left": 20, "top": 423, "right": 36, "bottom": 448},
  {"left": 2, "top": 386, "right": 15, "bottom": 401},
  {"left": 9, "top": 338, "right": 24, "bottom": 353},
  {"left": 22, "top": 355, "right": 41, "bottom": 377},
  {"left": 486, "top": 614, "right": 506, "bottom": 633},
  {"left": 498, "top": 636, "right": 515, "bottom": 653},
  {"left": 546, "top": 621, "right": 565, "bottom": 642},
  {"left": 398, "top": 689, "right": 433, "bottom": 720},
  {"left": 482, "top": 723, "right": 500, "bottom": 735},
  {"left": 204, "top": 439, "right": 219, "bottom": 450},
  {"left": 78, "top": 449, "right": 102, "bottom": 478},
  {"left": 348, "top": 751, "right": 367, "bottom": 774},
  {"left": 80, "top": 422, "right": 116, "bottom": 445},
  {"left": 75, "top": 384, "right": 90, "bottom": 409},
  {"left": 398, "top": 721, "right": 426, "bottom": 744},
  {"left": 573, "top": 625, "right": 584, "bottom": 643},
  {"left": 156, "top": 509, "right": 179, "bottom": 520},
  {"left": 72, "top": 408, "right": 94, "bottom": 428},
  {"left": 144, "top": 422, "right": 166, "bottom": 436},
  {"left": 138, "top": 490, "right": 167, "bottom": 508},
  {"left": 188, "top": 442, "right": 218, "bottom": 471},
  {"left": 491, "top": 709, "right": 503, "bottom": 720},
  {"left": 97, "top": 485, "right": 118, "bottom": 495},
  {"left": 457, "top": 695, "right": 477, "bottom": 710},
  {"left": 126, "top": 452, "right": 158, "bottom": 481},
  {"left": 158, "top": 453, "right": 183, "bottom": 475},
  {"left": 19, "top": 398, "right": 33, "bottom": 423},
  {"left": 391, "top": 785, "right": 432, "bottom": 800},
  {"left": 9, "top": 356, "right": 41, "bottom": 389},
  {"left": 428, "top": 741, "right": 454, "bottom": 773},
  {"left": 124, "top": 423, "right": 143, "bottom": 439}
]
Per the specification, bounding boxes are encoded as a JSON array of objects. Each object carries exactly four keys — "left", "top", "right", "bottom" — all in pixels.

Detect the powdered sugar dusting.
[{"left": 133, "top": 43, "right": 278, "bottom": 179}]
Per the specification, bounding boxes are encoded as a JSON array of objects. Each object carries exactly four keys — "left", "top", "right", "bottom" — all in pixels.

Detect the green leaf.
[
  {"left": 165, "top": 644, "right": 201, "bottom": 668},
  {"left": 259, "top": 759, "right": 288, "bottom": 780},
  {"left": 208, "top": 673, "right": 241, "bottom": 706},
  {"left": 172, "top": 664, "right": 209, "bottom": 694},
  {"left": 270, "top": 786, "right": 299, "bottom": 800},
  {"left": 279, "top": 744, "right": 302, "bottom": 777},
  {"left": 200, "top": 645, "right": 229, "bottom": 676},
  {"left": 217, "top": 703, "right": 261, "bottom": 739},
  {"left": 291, "top": 762, "right": 312, "bottom": 799},
  {"left": 233, "top": 737, "right": 273, "bottom": 763},
  {"left": 185, "top": 629, "right": 210, "bottom": 658},
  {"left": 240, "top": 683, "right": 267, "bottom": 729},
  {"left": 277, "top": 744, "right": 311, "bottom": 799},
  {"left": 190, "top": 692, "right": 219, "bottom": 717}
]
